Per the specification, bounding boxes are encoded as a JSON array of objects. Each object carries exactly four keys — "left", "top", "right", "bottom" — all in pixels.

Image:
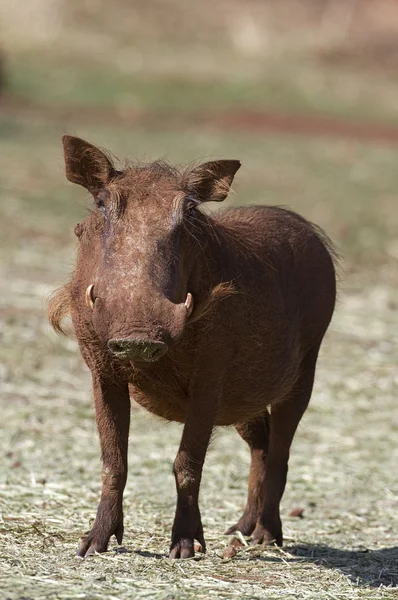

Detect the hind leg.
[
  {"left": 225, "top": 412, "right": 270, "bottom": 536},
  {"left": 251, "top": 345, "right": 320, "bottom": 546}
]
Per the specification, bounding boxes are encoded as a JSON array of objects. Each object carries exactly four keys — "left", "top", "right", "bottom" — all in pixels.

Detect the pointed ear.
[
  {"left": 184, "top": 160, "right": 241, "bottom": 203},
  {"left": 62, "top": 135, "right": 116, "bottom": 194}
]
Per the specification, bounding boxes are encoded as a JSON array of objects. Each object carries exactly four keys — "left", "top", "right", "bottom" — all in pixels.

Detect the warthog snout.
[{"left": 108, "top": 338, "right": 168, "bottom": 362}]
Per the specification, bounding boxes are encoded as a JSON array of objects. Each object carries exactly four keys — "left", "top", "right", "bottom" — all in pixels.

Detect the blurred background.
[
  {"left": 2, "top": 0, "right": 398, "bottom": 275},
  {"left": 0, "top": 2, "right": 397, "bottom": 597}
]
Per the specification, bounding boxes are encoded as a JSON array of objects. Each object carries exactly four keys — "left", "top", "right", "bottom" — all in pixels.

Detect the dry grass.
[{"left": 3, "top": 0, "right": 398, "bottom": 66}]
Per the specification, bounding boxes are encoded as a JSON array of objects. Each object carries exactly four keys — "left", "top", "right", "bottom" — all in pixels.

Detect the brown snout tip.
[{"left": 85, "top": 284, "right": 95, "bottom": 310}]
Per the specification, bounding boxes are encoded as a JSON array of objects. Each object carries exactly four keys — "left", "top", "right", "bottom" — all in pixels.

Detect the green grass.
[
  {"left": 1, "top": 49, "right": 398, "bottom": 599},
  {"left": 8, "top": 54, "right": 398, "bottom": 125}
]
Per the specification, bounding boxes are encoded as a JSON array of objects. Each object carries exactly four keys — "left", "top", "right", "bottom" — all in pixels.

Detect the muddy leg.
[
  {"left": 251, "top": 346, "right": 320, "bottom": 546},
  {"left": 225, "top": 413, "right": 270, "bottom": 536},
  {"left": 77, "top": 377, "right": 130, "bottom": 557},
  {"left": 169, "top": 386, "right": 217, "bottom": 559}
]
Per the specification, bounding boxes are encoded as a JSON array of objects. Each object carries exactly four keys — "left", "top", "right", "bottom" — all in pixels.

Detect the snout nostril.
[
  {"left": 108, "top": 339, "right": 131, "bottom": 355},
  {"left": 108, "top": 340, "right": 121, "bottom": 352},
  {"left": 108, "top": 338, "right": 168, "bottom": 362}
]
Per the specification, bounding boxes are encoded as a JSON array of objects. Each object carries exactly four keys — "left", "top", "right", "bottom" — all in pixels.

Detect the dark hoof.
[
  {"left": 169, "top": 536, "right": 206, "bottom": 559},
  {"left": 169, "top": 539, "right": 195, "bottom": 559},
  {"left": 225, "top": 516, "right": 256, "bottom": 537},
  {"left": 251, "top": 524, "right": 283, "bottom": 547},
  {"left": 77, "top": 535, "right": 109, "bottom": 558},
  {"left": 170, "top": 510, "right": 206, "bottom": 559},
  {"left": 77, "top": 519, "right": 124, "bottom": 558}
]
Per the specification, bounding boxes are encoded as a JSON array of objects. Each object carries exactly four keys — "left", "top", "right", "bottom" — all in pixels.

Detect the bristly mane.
[{"left": 48, "top": 283, "right": 72, "bottom": 336}]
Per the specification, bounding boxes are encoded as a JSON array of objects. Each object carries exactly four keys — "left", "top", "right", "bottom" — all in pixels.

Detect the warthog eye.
[
  {"left": 185, "top": 198, "right": 199, "bottom": 215},
  {"left": 95, "top": 191, "right": 108, "bottom": 215}
]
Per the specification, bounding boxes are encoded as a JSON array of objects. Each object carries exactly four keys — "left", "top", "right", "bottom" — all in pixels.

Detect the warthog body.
[{"left": 50, "top": 136, "right": 336, "bottom": 558}]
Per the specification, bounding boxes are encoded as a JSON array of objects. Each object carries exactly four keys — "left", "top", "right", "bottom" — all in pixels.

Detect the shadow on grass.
[
  {"left": 132, "top": 549, "right": 166, "bottom": 560},
  {"left": 113, "top": 547, "right": 167, "bottom": 560},
  {"left": 114, "top": 542, "right": 397, "bottom": 588},
  {"left": 282, "top": 543, "right": 398, "bottom": 588}
]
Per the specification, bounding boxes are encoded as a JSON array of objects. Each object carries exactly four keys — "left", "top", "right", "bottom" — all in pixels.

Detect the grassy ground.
[
  {"left": 1, "top": 51, "right": 398, "bottom": 599},
  {"left": 7, "top": 52, "right": 398, "bottom": 126}
]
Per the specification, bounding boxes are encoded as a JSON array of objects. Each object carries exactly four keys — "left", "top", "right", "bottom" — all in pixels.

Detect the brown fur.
[{"left": 50, "top": 136, "right": 337, "bottom": 559}]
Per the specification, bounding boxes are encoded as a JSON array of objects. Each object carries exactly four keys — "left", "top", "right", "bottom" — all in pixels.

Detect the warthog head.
[{"left": 55, "top": 136, "right": 240, "bottom": 363}]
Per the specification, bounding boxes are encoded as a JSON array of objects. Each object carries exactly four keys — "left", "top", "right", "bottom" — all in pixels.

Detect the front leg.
[
  {"left": 77, "top": 376, "right": 130, "bottom": 557},
  {"left": 169, "top": 380, "right": 218, "bottom": 559}
]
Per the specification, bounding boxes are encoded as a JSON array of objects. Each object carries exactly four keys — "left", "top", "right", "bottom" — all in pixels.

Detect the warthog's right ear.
[
  {"left": 62, "top": 135, "right": 116, "bottom": 194},
  {"left": 184, "top": 160, "right": 241, "bottom": 203}
]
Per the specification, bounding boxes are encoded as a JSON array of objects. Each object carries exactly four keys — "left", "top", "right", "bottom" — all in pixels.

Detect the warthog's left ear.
[
  {"left": 184, "top": 160, "right": 241, "bottom": 203},
  {"left": 62, "top": 135, "right": 116, "bottom": 195}
]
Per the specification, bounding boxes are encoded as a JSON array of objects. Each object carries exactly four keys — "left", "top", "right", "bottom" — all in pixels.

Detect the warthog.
[{"left": 49, "top": 135, "right": 336, "bottom": 559}]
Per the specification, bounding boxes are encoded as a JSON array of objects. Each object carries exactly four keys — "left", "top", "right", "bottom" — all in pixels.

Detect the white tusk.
[
  {"left": 184, "top": 292, "right": 194, "bottom": 317},
  {"left": 85, "top": 284, "right": 95, "bottom": 310}
]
